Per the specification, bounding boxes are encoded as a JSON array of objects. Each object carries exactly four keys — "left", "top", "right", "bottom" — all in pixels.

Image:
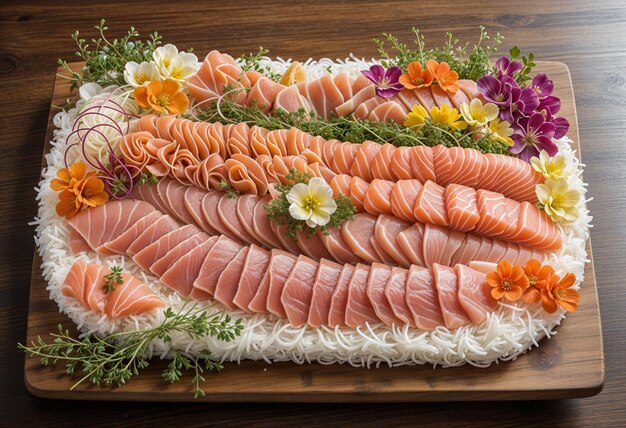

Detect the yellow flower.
[
  {"left": 430, "top": 104, "right": 467, "bottom": 130},
  {"left": 530, "top": 150, "right": 570, "bottom": 181},
  {"left": 286, "top": 177, "right": 337, "bottom": 228},
  {"left": 460, "top": 99, "right": 499, "bottom": 127},
  {"left": 536, "top": 179, "right": 580, "bottom": 223},
  {"left": 403, "top": 105, "right": 429, "bottom": 130},
  {"left": 487, "top": 118, "right": 514, "bottom": 146}
]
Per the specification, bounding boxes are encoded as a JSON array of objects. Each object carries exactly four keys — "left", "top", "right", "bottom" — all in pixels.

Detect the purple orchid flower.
[
  {"left": 500, "top": 83, "right": 540, "bottom": 123},
  {"left": 510, "top": 112, "right": 557, "bottom": 162},
  {"left": 531, "top": 73, "right": 554, "bottom": 99},
  {"left": 495, "top": 56, "right": 523, "bottom": 78},
  {"left": 477, "top": 75, "right": 514, "bottom": 107},
  {"left": 543, "top": 108, "right": 570, "bottom": 139},
  {"left": 361, "top": 64, "right": 404, "bottom": 98}
]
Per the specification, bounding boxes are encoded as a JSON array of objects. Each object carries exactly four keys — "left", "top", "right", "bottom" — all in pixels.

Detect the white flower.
[
  {"left": 530, "top": 150, "right": 570, "bottom": 181},
  {"left": 460, "top": 98, "right": 499, "bottom": 127},
  {"left": 152, "top": 44, "right": 199, "bottom": 83},
  {"left": 286, "top": 178, "right": 337, "bottom": 228},
  {"left": 123, "top": 61, "right": 160, "bottom": 88}
]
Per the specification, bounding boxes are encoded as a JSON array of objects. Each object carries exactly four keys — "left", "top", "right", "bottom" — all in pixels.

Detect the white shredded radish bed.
[{"left": 34, "top": 58, "right": 591, "bottom": 369}]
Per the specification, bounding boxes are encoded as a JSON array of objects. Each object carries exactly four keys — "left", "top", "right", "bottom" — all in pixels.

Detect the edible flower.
[
  {"left": 522, "top": 259, "right": 555, "bottom": 304},
  {"left": 75, "top": 174, "right": 109, "bottom": 208},
  {"left": 286, "top": 177, "right": 337, "bottom": 227},
  {"left": 426, "top": 60, "right": 459, "bottom": 94},
  {"left": 495, "top": 56, "right": 523, "bottom": 78},
  {"left": 51, "top": 162, "right": 88, "bottom": 192},
  {"left": 51, "top": 162, "right": 109, "bottom": 219},
  {"left": 361, "top": 64, "right": 404, "bottom": 98},
  {"left": 487, "top": 260, "right": 530, "bottom": 302},
  {"left": 530, "top": 73, "right": 554, "bottom": 99},
  {"left": 530, "top": 150, "right": 570, "bottom": 181},
  {"left": 536, "top": 179, "right": 581, "bottom": 223},
  {"left": 134, "top": 79, "right": 189, "bottom": 115},
  {"left": 152, "top": 44, "right": 200, "bottom": 83},
  {"left": 460, "top": 99, "right": 499, "bottom": 127},
  {"left": 399, "top": 61, "right": 434, "bottom": 90},
  {"left": 500, "top": 80, "right": 540, "bottom": 123},
  {"left": 403, "top": 105, "right": 429, "bottom": 130},
  {"left": 510, "top": 112, "right": 557, "bottom": 162},
  {"left": 476, "top": 75, "right": 513, "bottom": 107},
  {"left": 487, "top": 118, "right": 514, "bottom": 146},
  {"left": 279, "top": 61, "right": 307, "bottom": 86},
  {"left": 123, "top": 61, "right": 160, "bottom": 88},
  {"left": 540, "top": 272, "right": 580, "bottom": 313},
  {"left": 430, "top": 104, "right": 467, "bottom": 131}
]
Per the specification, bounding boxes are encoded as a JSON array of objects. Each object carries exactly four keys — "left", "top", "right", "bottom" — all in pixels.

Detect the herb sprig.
[
  {"left": 102, "top": 266, "right": 124, "bottom": 294},
  {"left": 19, "top": 304, "right": 243, "bottom": 398},
  {"left": 239, "top": 47, "right": 282, "bottom": 82},
  {"left": 507, "top": 45, "right": 536, "bottom": 86},
  {"left": 138, "top": 172, "right": 159, "bottom": 186}
]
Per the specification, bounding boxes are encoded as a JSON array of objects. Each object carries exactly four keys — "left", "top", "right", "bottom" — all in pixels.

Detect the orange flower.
[
  {"left": 56, "top": 189, "right": 82, "bottom": 219},
  {"left": 399, "top": 61, "right": 434, "bottom": 90},
  {"left": 75, "top": 174, "right": 109, "bottom": 207},
  {"left": 522, "top": 259, "right": 555, "bottom": 304},
  {"left": 426, "top": 59, "right": 459, "bottom": 94},
  {"left": 51, "top": 162, "right": 109, "bottom": 219},
  {"left": 50, "top": 162, "right": 87, "bottom": 191},
  {"left": 134, "top": 79, "right": 189, "bottom": 115},
  {"left": 540, "top": 273, "right": 580, "bottom": 313},
  {"left": 486, "top": 260, "right": 530, "bottom": 302}
]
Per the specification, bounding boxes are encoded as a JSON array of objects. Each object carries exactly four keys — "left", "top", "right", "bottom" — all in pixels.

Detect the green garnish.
[
  {"left": 374, "top": 25, "right": 503, "bottom": 81},
  {"left": 218, "top": 180, "right": 237, "bottom": 199},
  {"left": 239, "top": 46, "right": 282, "bottom": 82},
  {"left": 264, "top": 169, "right": 356, "bottom": 239},
  {"left": 102, "top": 266, "right": 124, "bottom": 294},
  {"left": 58, "top": 19, "right": 163, "bottom": 90},
  {"left": 508, "top": 45, "right": 536, "bottom": 86},
  {"left": 138, "top": 172, "right": 159, "bottom": 186},
  {"left": 18, "top": 304, "right": 243, "bottom": 399}
]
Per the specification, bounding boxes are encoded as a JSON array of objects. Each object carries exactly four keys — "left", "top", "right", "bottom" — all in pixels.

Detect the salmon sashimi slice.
[
  {"left": 345, "top": 264, "right": 378, "bottom": 327},
  {"left": 305, "top": 75, "right": 346, "bottom": 119},
  {"left": 422, "top": 224, "right": 466, "bottom": 267},
  {"left": 368, "top": 101, "right": 406, "bottom": 124},
  {"left": 430, "top": 85, "right": 454, "bottom": 108},
  {"left": 187, "top": 51, "right": 247, "bottom": 104},
  {"left": 390, "top": 179, "right": 421, "bottom": 222},
  {"left": 477, "top": 154, "right": 542, "bottom": 203},
  {"left": 363, "top": 179, "right": 394, "bottom": 216},
  {"left": 450, "top": 234, "right": 482, "bottom": 266},
  {"left": 341, "top": 213, "right": 383, "bottom": 263},
  {"left": 280, "top": 256, "right": 319, "bottom": 327},
  {"left": 445, "top": 184, "right": 480, "bottom": 232},
  {"left": 413, "top": 180, "right": 449, "bottom": 227},
  {"left": 133, "top": 225, "right": 200, "bottom": 271},
  {"left": 247, "top": 77, "right": 285, "bottom": 112},
  {"left": 101, "top": 211, "right": 162, "bottom": 255},
  {"left": 353, "top": 97, "right": 386, "bottom": 120},
  {"left": 473, "top": 237, "right": 495, "bottom": 261},
  {"left": 235, "top": 194, "right": 265, "bottom": 247},
  {"left": 308, "top": 259, "right": 343, "bottom": 328},
  {"left": 331, "top": 142, "right": 358, "bottom": 175},
  {"left": 150, "top": 233, "right": 211, "bottom": 277},
  {"left": 485, "top": 238, "right": 507, "bottom": 263},
  {"left": 213, "top": 246, "right": 250, "bottom": 309},
  {"left": 366, "top": 263, "right": 401, "bottom": 327},
  {"left": 266, "top": 249, "right": 298, "bottom": 318},
  {"left": 126, "top": 215, "right": 179, "bottom": 257},
  {"left": 318, "top": 227, "right": 363, "bottom": 264},
  {"left": 191, "top": 236, "right": 244, "bottom": 297},
  {"left": 467, "top": 260, "right": 498, "bottom": 275},
  {"left": 273, "top": 84, "right": 313, "bottom": 114},
  {"left": 328, "top": 264, "right": 356, "bottom": 328},
  {"left": 160, "top": 239, "right": 215, "bottom": 298},
  {"left": 160, "top": 179, "right": 197, "bottom": 226},
  {"left": 384, "top": 267, "right": 415, "bottom": 327},
  {"left": 62, "top": 261, "right": 106, "bottom": 312},
  {"left": 350, "top": 141, "right": 381, "bottom": 182},
  {"left": 295, "top": 229, "right": 334, "bottom": 261},
  {"left": 512, "top": 201, "right": 562, "bottom": 251},
  {"left": 270, "top": 222, "right": 301, "bottom": 255},
  {"left": 253, "top": 196, "right": 284, "bottom": 250},
  {"left": 348, "top": 176, "right": 369, "bottom": 212},
  {"left": 370, "top": 143, "right": 397, "bottom": 181},
  {"left": 333, "top": 72, "right": 354, "bottom": 101},
  {"left": 393, "top": 89, "right": 420, "bottom": 111},
  {"left": 432, "top": 264, "right": 471, "bottom": 329},
  {"left": 68, "top": 227, "right": 92, "bottom": 254},
  {"left": 335, "top": 84, "right": 376, "bottom": 117},
  {"left": 184, "top": 187, "right": 218, "bottom": 235},
  {"left": 131, "top": 181, "right": 172, "bottom": 215},
  {"left": 457, "top": 79, "right": 481, "bottom": 100},
  {"left": 409, "top": 146, "right": 436, "bottom": 183},
  {"left": 248, "top": 270, "right": 270, "bottom": 313},
  {"left": 447, "top": 85, "right": 470, "bottom": 110},
  {"left": 413, "top": 87, "right": 437, "bottom": 110},
  {"left": 498, "top": 198, "right": 523, "bottom": 240},
  {"left": 104, "top": 273, "right": 165, "bottom": 319},
  {"left": 434, "top": 147, "right": 483, "bottom": 188},
  {"left": 329, "top": 174, "right": 351, "bottom": 198},
  {"left": 455, "top": 264, "right": 498, "bottom": 324},
  {"left": 397, "top": 223, "right": 425, "bottom": 267},
  {"left": 319, "top": 138, "right": 341, "bottom": 167},
  {"left": 405, "top": 266, "right": 445, "bottom": 330},
  {"left": 391, "top": 146, "right": 414, "bottom": 180},
  {"left": 374, "top": 214, "right": 412, "bottom": 268},
  {"left": 501, "top": 242, "right": 521, "bottom": 264},
  {"left": 473, "top": 190, "right": 516, "bottom": 237}
]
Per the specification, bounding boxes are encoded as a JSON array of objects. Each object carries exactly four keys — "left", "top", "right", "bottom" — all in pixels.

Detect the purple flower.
[
  {"left": 538, "top": 95, "right": 561, "bottom": 115},
  {"left": 361, "top": 65, "right": 404, "bottom": 98},
  {"left": 543, "top": 109, "right": 570, "bottom": 139},
  {"left": 500, "top": 83, "right": 540, "bottom": 123},
  {"left": 510, "top": 112, "right": 557, "bottom": 162},
  {"left": 531, "top": 73, "right": 554, "bottom": 98},
  {"left": 477, "top": 75, "right": 514, "bottom": 107},
  {"left": 495, "top": 56, "right": 523, "bottom": 78}
]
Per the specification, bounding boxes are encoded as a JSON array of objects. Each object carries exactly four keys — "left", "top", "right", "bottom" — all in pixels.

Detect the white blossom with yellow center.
[
  {"left": 536, "top": 179, "right": 581, "bottom": 223},
  {"left": 530, "top": 150, "right": 570, "bottom": 181},
  {"left": 152, "top": 44, "right": 199, "bottom": 83},
  {"left": 460, "top": 98, "right": 499, "bottom": 127},
  {"left": 123, "top": 61, "right": 160, "bottom": 88},
  {"left": 286, "top": 178, "right": 337, "bottom": 228}
]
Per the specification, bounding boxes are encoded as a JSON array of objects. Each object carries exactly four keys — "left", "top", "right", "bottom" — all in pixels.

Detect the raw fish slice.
[
  {"left": 213, "top": 247, "right": 250, "bottom": 309},
  {"left": 473, "top": 190, "right": 513, "bottom": 237},
  {"left": 397, "top": 223, "right": 425, "bottom": 267},
  {"left": 512, "top": 201, "right": 562, "bottom": 251},
  {"left": 104, "top": 272, "right": 165, "bottom": 318},
  {"left": 457, "top": 79, "right": 481, "bottom": 101},
  {"left": 201, "top": 191, "right": 237, "bottom": 239},
  {"left": 409, "top": 146, "right": 436, "bottom": 183},
  {"left": 498, "top": 198, "right": 523, "bottom": 240},
  {"left": 473, "top": 237, "right": 495, "bottom": 261},
  {"left": 247, "top": 77, "right": 285, "bottom": 112},
  {"left": 370, "top": 236, "right": 398, "bottom": 265},
  {"left": 391, "top": 146, "right": 414, "bottom": 180},
  {"left": 432, "top": 264, "right": 471, "bottom": 329},
  {"left": 127, "top": 215, "right": 179, "bottom": 256},
  {"left": 318, "top": 228, "right": 363, "bottom": 264},
  {"left": 281, "top": 256, "right": 319, "bottom": 327},
  {"left": 348, "top": 176, "right": 369, "bottom": 212},
  {"left": 478, "top": 153, "right": 543, "bottom": 203},
  {"left": 422, "top": 224, "right": 466, "bottom": 267},
  {"left": 363, "top": 179, "right": 394, "bottom": 216},
  {"left": 370, "top": 143, "right": 397, "bottom": 181},
  {"left": 305, "top": 75, "right": 345, "bottom": 119},
  {"left": 333, "top": 72, "right": 353, "bottom": 101},
  {"left": 68, "top": 228, "right": 92, "bottom": 254},
  {"left": 384, "top": 267, "right": 415, "bottom": 326},
  {"left": 308, "top": 259, "right": 343, "bottom": 328},
  {"left": 374, "top": 214, "right": 412, "bottom": 267},
  {"left": 354, "top": 97, "right": 386, "bottom": 120},
  {"left": 405, "top": 266, "right": 445, "bottom": 330},
  {"left": 413, "top": 87, "right": 437, "bottom": 110},
  {"left": 150, "top": 233, "right": 211, "bottom": 277},
  {"left": 319, "top": 138, "right": 341, "bottom": 167},
  {"left": 131, "top": 181, "right": 171, "bottom": 215},
  {"left": 468, "top": 261, "right": 498, "bottom": 275},
  {"left": 350, "top": 140, "right": 381, "bottom": 182},
  {"left": 485, "top": 239, "right": 507, "bottom": 263},
  {"left": 366, "top": 263, "right": 401, "bottom": 326},
  {"left": 184, "top": 187, "right": 218, "bottom": 234},
  {"left": 330, "top": 174, "right": 351, "bottom": 198},
  {"left": 345, "top": 264, "right": 378, "bottom": 327},
  {"left": 133, "top": 225, "right": 200, "bottom": 271},
  {"left": 456, "top": 264, "right": 497, "bottom": 324},
  {"left": 368, "top": 101, "right": 406, "bottom": 124},
  {"left": 270, "top": 222, "right": 301, "bottom": 255},
  {"left": 413, "top": 180, "right": 449, "bottom": 227},
  {"left": 328, "top": 264, "right": 356, "bottom": 328},
  {"left": 446, "top": 85, "right": 470, "bottom": 110},
  {"left": 393, "top": 89, "right": 420, "bottom": 111},
  {"left": 61, "top": 262, "right": 104, "bottom": 312},
  {"left": 445, "top": 184, "right": 480, "bottom": 232},
  {"left": 266, "top": 250, "right": 298, "bottom": 318},
  {"left": 101, "top": 211, "right": 162, "bottom": 255},
  {"left": 223, "top": 194, "right": 261, "bottom": 246},
  {"left": 332, "top": 142, "right": 358, "bottom": 175},
  {"left": 253, "top": 196, "right": 284, "bottom": 250},
  {"left": 191, "top": 236, "right": 243, "bottom": 297},
  {"left": 341, "top": 213, "right": 382, "bottom": 263},
  {"left": 160, "top": 239, "right": 215, "bottom": 298},
  {"left": 390, "top": 179, "right": 421, "bottom": 222},
  {"left": 335, "top": 84, "right": 376, "bottom": 117},
  {"left": 430, "top": 85, "right": 454, "bottom": 108},
  {"left": 501, "top": 242, "right": 521, "bottom": 264},
  {"left": 248, "top": 270, "right": 271, "bottom": 313},
  {"left": 295, "top": 230, "right": 334, "bottom": 261},
  {"left": 274, "top": 84, "right": 313, "bottom": 114},
  {"left": 161, "top": 179, "right": 197, "bottom": 226},
  {"left": 284, "top": 127, "right": 312, "bottom": 156},
  {"left": 450, "top": 234, "right": 482, "bottom": 266}
]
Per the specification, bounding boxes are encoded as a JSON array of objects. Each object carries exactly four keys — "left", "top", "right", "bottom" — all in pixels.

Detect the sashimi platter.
[{"left": 23, "top": 21, "right": 591, "bottom": 398}]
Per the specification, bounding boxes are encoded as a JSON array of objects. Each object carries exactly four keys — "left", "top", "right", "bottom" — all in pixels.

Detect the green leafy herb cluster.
[
  {"left": 102, "top": 266, "right": 124, "bottom": 294},
  {"left": 264, "top": 169, "right": 356, "bottom": 239},
  {"left": 19, "top": 304, "right": 243, "bottom": 398},
  {"left": 374, "top": 26, "right": 503, "bottom": 81},
  {"left": 193, "top": 99, "right": 510, "bottom": 155},
  {"left": 137, "top": 172, "right": 159, "bottom": 186},
  {"left": 239, "top": 47, "right": 282, "bottom": 82},
  {"left": 507, "top": 46, "right": 536, "bottom": 86},
  {"left": 58, "top": 19, "right": 163, "bottom": 90}
]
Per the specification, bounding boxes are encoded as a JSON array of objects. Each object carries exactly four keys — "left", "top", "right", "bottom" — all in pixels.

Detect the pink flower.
[{"left": 361, "top": 65, "right": 404, "bottom": 98}]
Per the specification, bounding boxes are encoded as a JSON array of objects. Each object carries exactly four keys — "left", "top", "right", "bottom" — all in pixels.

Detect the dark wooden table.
[{"left": 1, "top": 0, "right": 624, "bottom": 425}]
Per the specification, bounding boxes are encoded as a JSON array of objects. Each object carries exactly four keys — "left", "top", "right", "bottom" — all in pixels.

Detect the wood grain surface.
[
  {"left": 2, "top": 0, "right": 625, "bottom": 426},
  {"left": 23, "top": 61, "right": 604, "bottom": 404}
]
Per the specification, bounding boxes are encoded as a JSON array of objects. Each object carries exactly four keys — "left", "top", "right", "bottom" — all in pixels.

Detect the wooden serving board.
[{"left": 24, "top": 61, "right": 604, "bottom": 402}]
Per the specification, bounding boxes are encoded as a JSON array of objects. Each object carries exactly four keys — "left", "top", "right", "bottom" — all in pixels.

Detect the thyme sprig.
[
  {"left": 102, "top": 266, "right": 124, "bottom": 294},
  {"left": 138, "top": 172, "right": 159, "bottom": 186},
  {"left": 239, "top": 47, "right": 282, "bottom": 82},
  {"left": 19, "top": 304, "right": 243, "bottom": 398}
]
